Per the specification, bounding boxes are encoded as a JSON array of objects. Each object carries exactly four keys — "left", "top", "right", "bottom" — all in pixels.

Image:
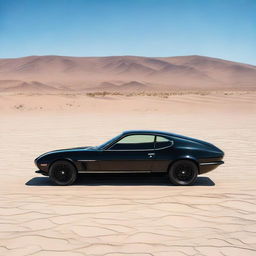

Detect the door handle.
[{"left": 148, "top": 153, "right": 155, "bottom": 158}]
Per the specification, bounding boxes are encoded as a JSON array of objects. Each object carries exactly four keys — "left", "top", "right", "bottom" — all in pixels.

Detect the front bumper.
[
  {"left": 199, "top": 160, "right": 224, "bottom": 174},
  {"left": 34, "top": 158, "right": 49, "bottom": 173},
  {"left": 35, "top": 170, "right": 48, "bottom": 176}
]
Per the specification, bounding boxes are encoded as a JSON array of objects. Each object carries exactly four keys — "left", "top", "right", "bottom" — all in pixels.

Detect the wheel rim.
[
  {"left": 52, "top": 164, "right": 72, "bottom": 183},
  {"left": 174, "top": 164, "right": 194, "bottom": 182}
]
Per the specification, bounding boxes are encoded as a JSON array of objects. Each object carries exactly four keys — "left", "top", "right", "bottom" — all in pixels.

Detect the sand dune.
[
  {"left": 0, "top": 55, "right": 256, "bottom": 92},
  {"left": 2, "top": 81, "right": 61, "bottom": 93},
  {"left": 94, "top": 81, "right": 148, "bottom": 91}
]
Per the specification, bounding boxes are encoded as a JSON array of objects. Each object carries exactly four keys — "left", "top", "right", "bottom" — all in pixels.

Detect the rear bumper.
[{"left": 199, "top": 160, "right": 224, "bottom": 174}]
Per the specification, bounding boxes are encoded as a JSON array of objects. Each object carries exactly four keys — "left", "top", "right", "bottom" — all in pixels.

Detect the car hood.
[
  {"left": 36, "top": 146, "right": 94, "bottom": 160},
  {"left": 46, "top": 146, "right": 92, "bottom": 154}
]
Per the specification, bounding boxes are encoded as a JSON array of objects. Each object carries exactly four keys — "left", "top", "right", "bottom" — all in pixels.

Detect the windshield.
[{"left": 96, "top": 134, "right": 122, "bottom": 150}]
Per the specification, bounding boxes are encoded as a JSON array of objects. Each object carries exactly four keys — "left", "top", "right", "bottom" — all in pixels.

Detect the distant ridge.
[{"left": 0, "top": 55, "right": 255, "bottom": 92}]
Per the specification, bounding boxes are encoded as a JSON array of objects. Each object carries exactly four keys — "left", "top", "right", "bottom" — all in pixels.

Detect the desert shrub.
[{"left": 14, "top": 104, "right": 24, "bottom": 109}]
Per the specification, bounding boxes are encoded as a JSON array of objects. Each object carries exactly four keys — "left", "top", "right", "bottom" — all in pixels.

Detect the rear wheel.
[
  {"left": 168, "top": 160, "right": 198, "bottom": 186},
  {"left": 49, "top": 160, "right": 77, "bottom": 186}
]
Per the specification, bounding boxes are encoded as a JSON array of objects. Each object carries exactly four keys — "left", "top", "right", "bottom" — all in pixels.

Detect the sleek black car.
[{"left": 34, "top": 130, "right": 224, "bottom": 186}]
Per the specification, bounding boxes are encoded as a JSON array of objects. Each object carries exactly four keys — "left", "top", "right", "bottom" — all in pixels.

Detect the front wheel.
[
  {"left": 49, "top": 160, "right": 77, "bottom": 186},
  {"left": 168, "top": 160, "right": 198, "bottom": 186}
]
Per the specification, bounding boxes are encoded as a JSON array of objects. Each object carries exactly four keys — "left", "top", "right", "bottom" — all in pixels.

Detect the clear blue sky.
[{"left": 0, "top": 0, "right": 255, "bottom": 64}]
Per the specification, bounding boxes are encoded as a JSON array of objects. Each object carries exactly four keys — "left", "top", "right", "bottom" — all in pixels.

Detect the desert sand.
[{"left": 0, "top": 91, "right": 256, "bottom": 255}]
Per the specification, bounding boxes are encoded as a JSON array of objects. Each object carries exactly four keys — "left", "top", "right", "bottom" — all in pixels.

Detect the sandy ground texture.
[{"left": 0, "top": 92, "right": 256, "bottom": 256}]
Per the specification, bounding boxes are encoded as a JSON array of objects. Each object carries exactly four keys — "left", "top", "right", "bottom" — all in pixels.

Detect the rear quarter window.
[{"left": 155, "top": 136, "right": 173, "bottom": 149}]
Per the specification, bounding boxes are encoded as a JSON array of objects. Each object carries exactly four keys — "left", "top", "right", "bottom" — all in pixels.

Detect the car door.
[{"left": 99, "top": 134, "right": 156, "bottom": 172}]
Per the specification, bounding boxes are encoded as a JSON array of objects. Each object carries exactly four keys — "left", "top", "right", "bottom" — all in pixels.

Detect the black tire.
[
  {"left": 49, "top": 160, "right": 77, "bottom": 186},
  {"left": 168, "top": 160, "right": 198, "bottom": 186}
]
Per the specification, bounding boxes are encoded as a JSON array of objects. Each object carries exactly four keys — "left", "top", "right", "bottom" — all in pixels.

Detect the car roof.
[{"left": 122, "top": 130, "right": 177, "bottom": 137}]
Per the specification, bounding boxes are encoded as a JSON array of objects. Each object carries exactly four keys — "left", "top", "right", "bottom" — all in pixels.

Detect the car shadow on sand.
[{"left": 26, "top": 173, "right": 215, "bottom": 186}]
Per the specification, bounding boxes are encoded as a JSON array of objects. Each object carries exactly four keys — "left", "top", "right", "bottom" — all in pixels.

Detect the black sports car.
[{"left": 34, "top": 130, "right": 224, "bottom": 186}]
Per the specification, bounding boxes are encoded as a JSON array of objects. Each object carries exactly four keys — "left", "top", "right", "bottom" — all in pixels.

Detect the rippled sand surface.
[{"left": 0, "top": 93, "right": 255, "bottom": 256}]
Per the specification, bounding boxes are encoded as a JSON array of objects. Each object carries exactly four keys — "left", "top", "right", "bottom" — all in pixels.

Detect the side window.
[
  {"left": 109, "top": 135, "right": 155, "bottom": 150},
  {"left": 155, "top": 136, "right": 173, "bottom": 149}
]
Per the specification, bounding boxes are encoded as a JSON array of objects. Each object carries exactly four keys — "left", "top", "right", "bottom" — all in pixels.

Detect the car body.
[{"left": 34, "top": 130, "right": 224, "bottom": 185}]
